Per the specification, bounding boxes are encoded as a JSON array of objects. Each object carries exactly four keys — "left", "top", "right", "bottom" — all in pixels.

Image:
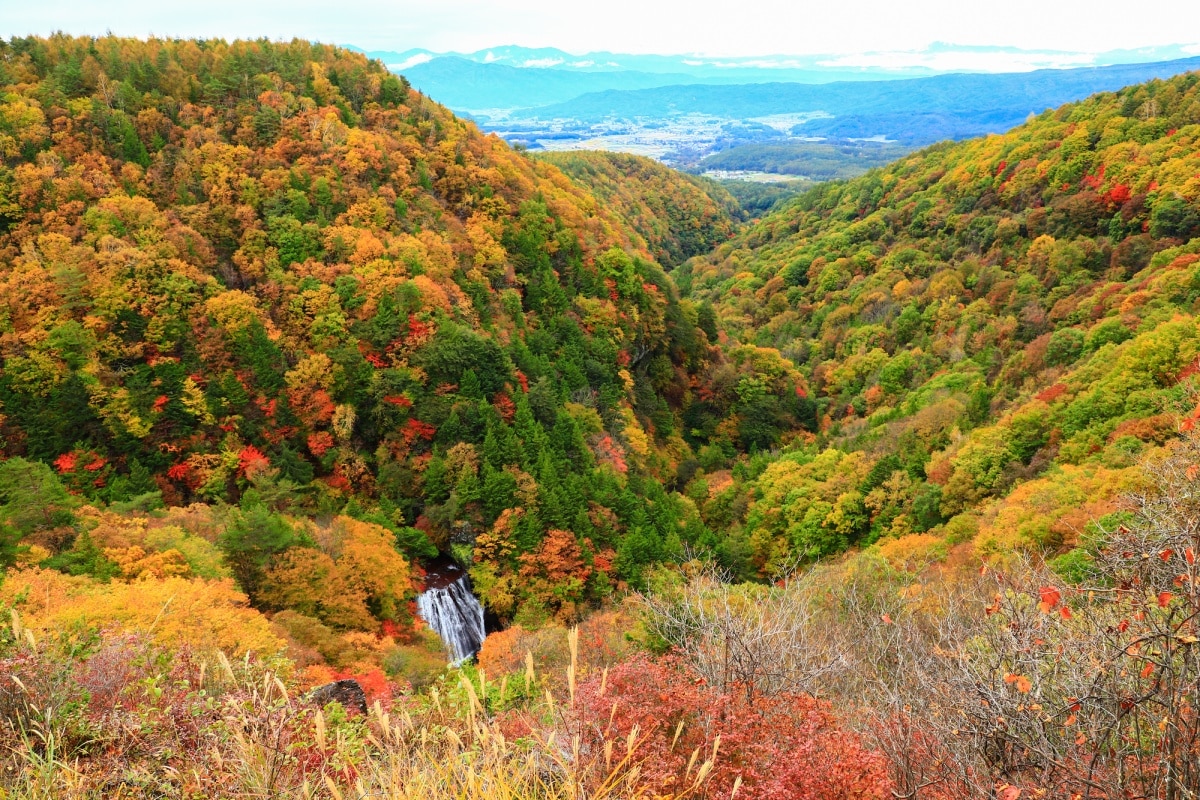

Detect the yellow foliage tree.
[{"left": 0, "top": 568, "right": 283, "bottom": 656}]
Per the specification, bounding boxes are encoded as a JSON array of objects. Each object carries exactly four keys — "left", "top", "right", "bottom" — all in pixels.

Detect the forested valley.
[{"left": 2, "top": 34, "right": 1200, "bottom": 799}]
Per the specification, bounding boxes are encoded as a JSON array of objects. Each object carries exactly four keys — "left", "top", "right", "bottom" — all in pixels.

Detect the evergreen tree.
[
  {"left": 218, "top": 503, "right": 300, "bottom": 601},
  {"left": 275, "top": 444, "right": 315, "bottom": 485},
  {"left": 0, "top": 457, "right": 77, "bottom": 536},
  {"left": 41, "top": 530, "right": 120, "bottom": 581},
  {"left": 0, "top": 523, "right": 24, "bottom": 573}
]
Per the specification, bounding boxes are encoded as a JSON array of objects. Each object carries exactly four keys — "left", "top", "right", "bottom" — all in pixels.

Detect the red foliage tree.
[
  {"left": 307, "top": 431, "right": 335, "bottom": 457},
  {"left": 493, "top": 391, "right": 516, "bottom": 423},
  {"left": 237, "top": 445, "right": 270, "bottom": 478},
  {"left": 402, "top": 418, "right": 437, "bottom": 445}
]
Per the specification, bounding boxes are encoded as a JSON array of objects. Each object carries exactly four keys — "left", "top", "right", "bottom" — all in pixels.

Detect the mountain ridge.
[{"left": 519, "top": 56, "right": 1200, "bottom": 128}]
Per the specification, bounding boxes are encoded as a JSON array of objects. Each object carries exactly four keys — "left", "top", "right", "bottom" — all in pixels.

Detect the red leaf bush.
[{"left": 568, "top": 656, "right": 890, "bottom": 800}]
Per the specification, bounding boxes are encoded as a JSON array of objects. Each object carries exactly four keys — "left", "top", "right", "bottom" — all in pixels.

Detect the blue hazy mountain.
[
  {"left": 516, "top": 56, "right": 1200, "bottom": 145},
  {"left": 370, "top": 51, "right": 914, "bottom": 109},
  {"left": 356, "top": 42, "right": 1200, "bottom": 78},
  {"left": 389, "top": 56, "right": 701, "bottom": 109}
]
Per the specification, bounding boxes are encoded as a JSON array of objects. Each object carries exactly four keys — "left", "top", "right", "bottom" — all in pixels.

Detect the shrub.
[{"left": 570, "top": 656, "right": 890, "bottom": 800}]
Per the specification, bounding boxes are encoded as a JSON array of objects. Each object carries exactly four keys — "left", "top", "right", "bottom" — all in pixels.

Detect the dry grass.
[{"left": 0, "top": 614, "right": 716, "bottom": 800}]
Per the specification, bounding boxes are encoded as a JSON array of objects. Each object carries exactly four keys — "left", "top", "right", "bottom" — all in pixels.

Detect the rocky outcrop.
[{"left": 308, "top": 679, "right": 368, "bottom": 715}]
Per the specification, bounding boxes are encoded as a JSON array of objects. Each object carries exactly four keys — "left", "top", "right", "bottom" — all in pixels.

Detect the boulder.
[{"left": 308, "top": 679, "right": 368, "bottom": 715}]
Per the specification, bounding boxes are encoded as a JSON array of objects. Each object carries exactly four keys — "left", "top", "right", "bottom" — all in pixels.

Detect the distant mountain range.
[
  {"left": 515, "top": 56, "right": 1200, "bottom": 144},
  {"left": 346, "top": 42, "right": 1200, "bottom": 112},
  {"left": 379, "top": 57, "right": 701, "bottom": 109}
]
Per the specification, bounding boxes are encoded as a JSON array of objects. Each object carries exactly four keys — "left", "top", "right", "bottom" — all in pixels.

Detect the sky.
[{"left": 4, "top": 0, "right": 1200, "bottom": 58}]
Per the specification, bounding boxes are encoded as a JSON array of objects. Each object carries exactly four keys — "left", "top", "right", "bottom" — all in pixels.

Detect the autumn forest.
[{"left": 2, "top": 33, "right": 1200, "bottom": 799}]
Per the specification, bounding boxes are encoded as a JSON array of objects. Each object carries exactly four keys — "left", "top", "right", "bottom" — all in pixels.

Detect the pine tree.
[
  {"left": 218, "top": 503, "right": 300, "bottom": 601},
  {"left": 0, "top": 457, "right": 77, "bottom": 536}
]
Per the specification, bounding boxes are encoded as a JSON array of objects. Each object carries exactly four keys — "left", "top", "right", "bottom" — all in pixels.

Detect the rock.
[{"left": 308, "top": 679, "right": 368, "bottom": 715}]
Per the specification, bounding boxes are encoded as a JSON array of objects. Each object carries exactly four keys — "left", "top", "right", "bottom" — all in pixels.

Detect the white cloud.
[
  {"left": 817, "top": 50, "right": 1100, "bottom": 73},
  {"left": 689, "top": 58, "right": 815, "bottom": 70},
  {"left": 390, "top": 53, "right": 433, "bottom": 70}
]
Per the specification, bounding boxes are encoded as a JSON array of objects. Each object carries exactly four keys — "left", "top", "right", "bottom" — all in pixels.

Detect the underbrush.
[{"left": 0, "top": 615, "right": 719, "bottom": 800}]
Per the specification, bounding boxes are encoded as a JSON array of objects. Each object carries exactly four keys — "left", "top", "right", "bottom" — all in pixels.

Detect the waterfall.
[{"left": 416, "top": 565, "right": 486, "bottom": 666}]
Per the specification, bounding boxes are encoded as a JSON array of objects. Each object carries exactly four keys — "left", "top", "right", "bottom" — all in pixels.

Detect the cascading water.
[{"left": 416, "top": 559, "right": 486, "bottom": 666}]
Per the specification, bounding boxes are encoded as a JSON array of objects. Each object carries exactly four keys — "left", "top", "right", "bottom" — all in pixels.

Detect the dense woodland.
[
  {"left": 2, "top": 34, "right": 1200, "bottom": 800},
  {"left": 534, "top": 150, "right": 742, "bottom": 267}
]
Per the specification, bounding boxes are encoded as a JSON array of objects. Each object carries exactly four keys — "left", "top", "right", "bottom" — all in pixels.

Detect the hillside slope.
[
  {"left": 534, "top": 150, "right": 742, "bottom": 266},
  {"left": 675, "top": 69, "right": 1200, "bottom": 575}
]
